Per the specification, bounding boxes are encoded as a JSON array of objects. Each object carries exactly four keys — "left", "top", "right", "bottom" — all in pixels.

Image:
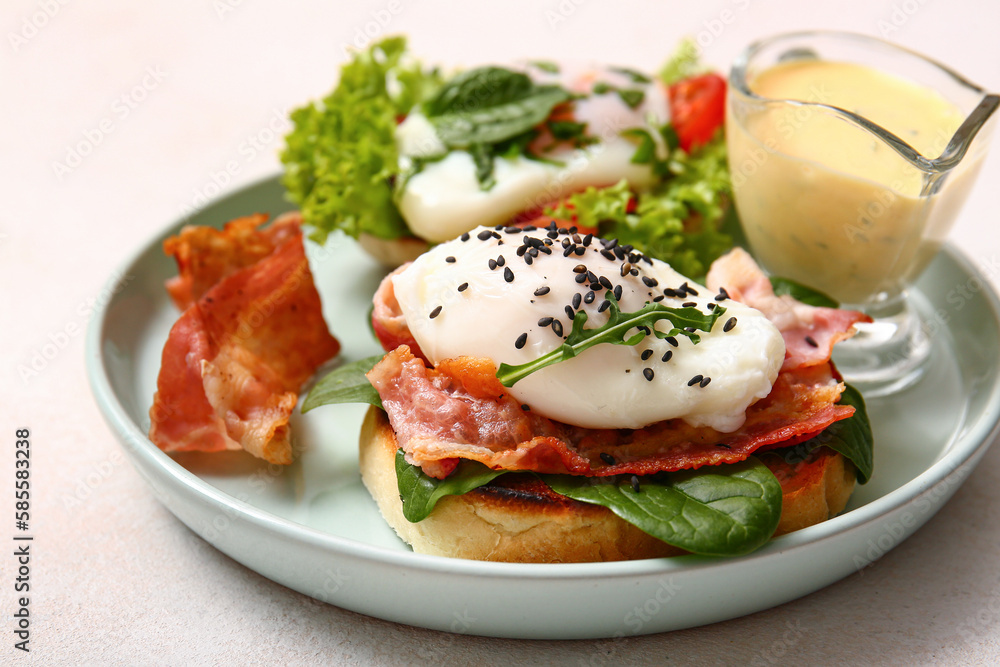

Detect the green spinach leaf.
[
  {"left": 541, "top": 457, "right": 782, "bottom": 556},
  {"left": 301, "top": 354, "right": 384, "bottom": 412},
  {"left": 769, "top": 277, "right": 839, "bottom": 308},
  {"left": 801, "top": 383, "right": 874, "bottom": 483},
  {"left": 396, "top": 449, "right": 507, "bottom": 522}
]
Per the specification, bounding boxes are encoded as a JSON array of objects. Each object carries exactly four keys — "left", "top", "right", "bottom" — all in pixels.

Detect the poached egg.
[
  {"left": 392, "top": 224, "right": 785, "bottom": 431},
  {"left": 394, "top": 64, "right": 670, "bottom": 243}
]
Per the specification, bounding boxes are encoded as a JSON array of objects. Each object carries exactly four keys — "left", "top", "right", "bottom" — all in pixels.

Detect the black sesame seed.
[
  {"left": 805, "top": 335, "right": 819, "bottom": 348},
  {"left": 599, "top": 276, "right": 613, "bottom": 290},
  {"left": 641, "top": 349, "right": 653, "bottom": 361},
  {"left": 477, "top": 229, "right": 493, "bottom": 241},
  {"left": 601, "top": 249, "right": 616, "bottom": 261},
  {"left": 552, "top": 320, "right": 564, "bottom": 337},
  {"left": 547, "top": 230, "right": 559, "bottom": 239},
  {"left": 598, "top": 299, "right": 611, "bottom": 313},
  {"left": 620, "top": 263, "right": 632, "bottom": 277},
  {"left": 666, "top": 336, "right": 678, "bottom": 347},
  {"left": 445, "top": 256, "right": 456, "bottom": 263},
  {"left": 504, "top": 267, "right": 514, "bottom": 283},
  {"left": 613, "top": 285, "right": 622, "bottom": 301},
  {"left": 587, "top": 271, "right": 599, "bottom": 283},
  {"left": 517, "top": 245, "right": 528, "bottom": 257},
  {"left": 563, "top": 246, "right": 575, "bottom": 258},
  {"left": 497, "top": 255, "right": 506, "bottom": 267},
  {"left": 682, "top": 301, "right": 697, "bottom": 308},
  {"left": 574, "top": 246, "right": 586, "bottom": 256},
  {"left": 538, "top": 316, "right": 554, "bottom": 327},
  {"left": 684, "top": 327, "right": 696, "bottom": 333},
  {"left": 642, "top": 276, "right": 658, "bottom": 288},
  {"left": 521, "top": 404, "right": 530, "bottom": 411},
  {"left": 488, "top": 259, "right": 497, "bottom": 270},
  {"left": 495, "top": 224, "right": 504, "bottom": 230},
  {"left": 584, "top": 291, "right": 596, "bottom": 304},
  {"left": 571, "top": 293, "right": 581, "bottom": 309},
  {"left": 573, "top": 264, "right": 587, "bottom": 273},
  {"left": 575, "top": 273, "right": 588, "bottom": 284},
  {"left": 700, "top": 376, "right": 712, "bottom": 388},
  {"left": 564, "top": 305, "right": 575, "bottom": 320},
  {"left": 589, "top": 282, "right": 602, "bottom": 292},
  {"left": 534, "top": 286, "right": 550, "bottom": 296},
  {"left": 715, "top": 287, "right": 729, "bottom": 301},
  {"left": 429, "top": 306, "right": 442, "bottom": 319},
  {"left": 582, "top": 234, "right": 593, "bottom": 246},
  {"left": 524, "top": 255, "right": 533, "bottom": 265},
  {"left": 638, "top": 326, "right": 651, "bottom": 335},
  {"left": 724, "top": 317, "right": 737, "bottom": 332},
  {"left": 515, "top": 332, "right": 528, "bottom": 349},
  {"left": 663, "top": 288, "right": 678, "bottom": 298},
  {"left": 661, "top": 350, "right": 673, "bottom": 362},
  {"left": 505, "top": 226, "right": 520, "bottom": 234},
  {"left": 630, "top": 475, "right": 641, "bottom": 493},
  {"left": 527, "top": 247, "right": 538, "bottom": 258},
  {"left": 643, "top": 368, "right": 654, "bottom": 381},
  {"left": 457, "top": 282, "right": 469, "bottom": 292},
  {"left": 460, "top": 232, "right": 470, "bottom": 242},
  {"left": 707, "top": 302, "right": 716, "bottom": 310},
  {"left": 599, "top": 452, "right": 616, "bottom": 465},
  {"left": 653, "top": 295, "right": 664, "bottom": 302},
  {"left": 491, "top": 231, "right": 502, "bottom": 239},
  {"left": 688, "top": 374, "right": 704, "bottom": 387}
]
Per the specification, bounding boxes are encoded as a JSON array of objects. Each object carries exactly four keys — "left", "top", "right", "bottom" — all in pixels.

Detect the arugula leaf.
[
  {"left": 798, "top": 384, "right": 874, "bottom": 483},
  {"left": 301, "top": 354, "right": 384, "bottom": 413},
  {"left": 541, "top": 457, "right": 782, "bottom": 557},
  {"left": 281, "top": 37, "right": 442, "bottom": 243},
  {"left": 396, "top": 449, "right": 506, "bottom": 522},
  {"left": 496, "top": 291, "right": 724, "bottom": 386},
  {"left": 769, "top": 277, "right": 839, "bottom": 309}
]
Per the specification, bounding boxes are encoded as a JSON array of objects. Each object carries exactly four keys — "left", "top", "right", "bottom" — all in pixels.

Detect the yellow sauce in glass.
[{"left": 727, "top": 60, "right": 977, "bottom": 305}]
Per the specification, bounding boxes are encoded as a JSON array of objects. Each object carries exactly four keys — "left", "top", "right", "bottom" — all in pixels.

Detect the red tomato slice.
[{"left": 667, "top": 73, "right": 727, "bottom": 152}]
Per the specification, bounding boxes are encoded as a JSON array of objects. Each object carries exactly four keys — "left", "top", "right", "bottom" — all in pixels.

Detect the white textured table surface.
[{"left": 5, "top": 0, "right": 1000, "bottom": 664}]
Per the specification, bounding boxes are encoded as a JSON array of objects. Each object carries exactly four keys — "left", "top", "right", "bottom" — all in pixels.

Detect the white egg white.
[{"left": 392, "top": 225, "right": 785, "bottom": 431}]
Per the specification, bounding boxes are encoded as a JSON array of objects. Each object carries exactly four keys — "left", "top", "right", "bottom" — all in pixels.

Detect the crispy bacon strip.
[
  {"left": 163, "top": 212, "right": 301, "bottom": 310},
  {"left": 149, "top": 216, "right": 340, "bottom": 464},
  {"left": 367, "top": 346, "right": 854, "bottom": 478},
  {"left": 706, "top": 248, "right": 870, "bottom": 371}
]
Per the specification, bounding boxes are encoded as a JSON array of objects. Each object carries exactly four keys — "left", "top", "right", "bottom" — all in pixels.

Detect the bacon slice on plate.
[
  {"left": 706, "top": 248, "right": 870, "bottom": 371},
  {"left": 163, "top": 212, "right": 301, "bottom": 310},
  {"left": 149, "top": 215, "right": 340, "bottom": 464},
  {"left": 367, "top": 346, "right": 854, "bottom": 479}
]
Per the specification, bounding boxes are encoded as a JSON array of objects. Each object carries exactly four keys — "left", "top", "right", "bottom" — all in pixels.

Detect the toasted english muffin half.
[{"left": 359, "top": 407, "right": 855, "bottom": 563}]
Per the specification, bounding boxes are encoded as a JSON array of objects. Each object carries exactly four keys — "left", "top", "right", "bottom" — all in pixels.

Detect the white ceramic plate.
[{"left": 86, "top": 174, "right": 1000, "bottom": 639}]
